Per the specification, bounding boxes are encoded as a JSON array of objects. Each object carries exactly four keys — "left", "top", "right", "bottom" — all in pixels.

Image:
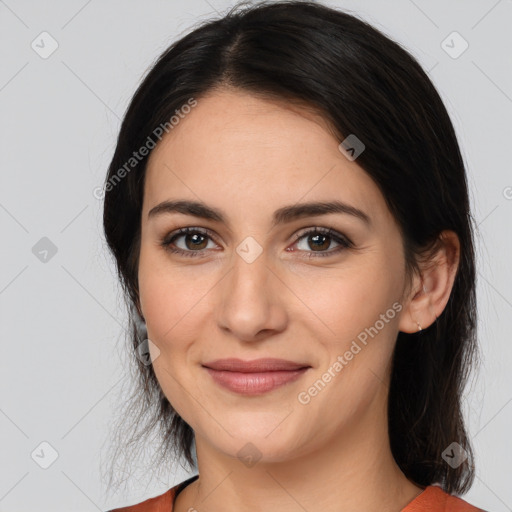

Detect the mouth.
[{"left": 202, "top": 358, "right": 311, "bottom": 395}]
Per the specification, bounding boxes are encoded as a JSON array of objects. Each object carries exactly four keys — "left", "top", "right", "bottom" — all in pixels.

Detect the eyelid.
[{"left": 292, "top": 226, "right": 351, "bottom": 243}]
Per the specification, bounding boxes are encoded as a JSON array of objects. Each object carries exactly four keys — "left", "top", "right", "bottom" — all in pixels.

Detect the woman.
[{"left": 103, "top": 1, "right": 486, "bottom": 510}]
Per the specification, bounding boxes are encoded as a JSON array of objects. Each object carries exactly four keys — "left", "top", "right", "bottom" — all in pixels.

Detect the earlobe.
[
  {"left": 398, "top": 230, "right": 460, "bottom": 334},
  {"left": 398, "top": 280, "right": 430, "bottom": 334}
]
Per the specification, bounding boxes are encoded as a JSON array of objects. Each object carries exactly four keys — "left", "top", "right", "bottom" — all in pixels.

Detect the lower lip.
[{"left": 203, "top": 367, "right": 309, "bottom": 395}]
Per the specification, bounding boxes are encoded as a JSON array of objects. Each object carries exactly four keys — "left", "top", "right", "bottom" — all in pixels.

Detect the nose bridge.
[
  {"left": 228, "top": 240, "right": 271, "bottom": 305},
  {"left": 215, "top": 239, "right": 286, "bottom": 340}
]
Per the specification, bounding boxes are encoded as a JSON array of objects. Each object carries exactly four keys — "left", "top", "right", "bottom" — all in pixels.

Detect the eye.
[
  {"left": 289, "top": 227, "right": 353, "bottom": 258},
  {"left": 160, "top": 226, "right": 353, "bottom": 258},
  {"left": 160, "top": 227, "right": 218, "bottom": 258}
]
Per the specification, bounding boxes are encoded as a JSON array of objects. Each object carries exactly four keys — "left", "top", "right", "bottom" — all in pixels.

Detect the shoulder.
[
  {"left": 403, "top": 485, "right": 488, "bottom": 512},
  {"left": 107, "top": 489, "right": 172, "bottom": 512},
  {"left": 107, "top": 475, "right": 199, "bottom": 512}
]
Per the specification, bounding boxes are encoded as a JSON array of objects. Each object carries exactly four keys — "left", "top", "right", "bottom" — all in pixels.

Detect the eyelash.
[{"left": 160, "top": 226, "right": 353, "bottom": 259}]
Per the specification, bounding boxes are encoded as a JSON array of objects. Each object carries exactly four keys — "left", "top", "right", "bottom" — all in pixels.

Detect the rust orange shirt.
[{"left": 109, "top": 474, "right": 486, "bottom": 511}]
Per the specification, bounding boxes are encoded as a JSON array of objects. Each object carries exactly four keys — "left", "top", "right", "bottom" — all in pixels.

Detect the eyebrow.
[{"left": 147, "top": 199, "right": 372, "bottom": 228}]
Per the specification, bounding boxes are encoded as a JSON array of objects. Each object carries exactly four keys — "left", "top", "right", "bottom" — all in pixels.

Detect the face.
[{"left": 138, "top": 88, "right": 412, "bottom": 463}]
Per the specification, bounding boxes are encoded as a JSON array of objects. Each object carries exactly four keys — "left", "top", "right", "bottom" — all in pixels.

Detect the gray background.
[{"left": 1, "top": 0, "right": 511, "bottom": 510}]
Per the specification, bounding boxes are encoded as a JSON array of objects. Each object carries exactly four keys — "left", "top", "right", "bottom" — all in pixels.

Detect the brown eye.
[
  {"left": 306, "top": 233, "right": 331, "bottom": 251},
  {"left": 161, "top": 227, "right": 217, "bottom": 257},
  {"left": 182, "top": 232, "right": 208, "bottom": 250},
  {"left": 291, "top": 227, "right": 353, "bottom": 257}
]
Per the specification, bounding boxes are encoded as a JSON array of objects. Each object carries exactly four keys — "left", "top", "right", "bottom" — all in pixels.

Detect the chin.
[{"left": 204, "top": 423, "right": 305, "bottom": 465}]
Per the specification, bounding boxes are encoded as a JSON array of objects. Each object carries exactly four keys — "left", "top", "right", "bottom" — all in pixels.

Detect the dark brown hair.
[{"left": 102, "top": 0, "right": 479, "bottom": 495}]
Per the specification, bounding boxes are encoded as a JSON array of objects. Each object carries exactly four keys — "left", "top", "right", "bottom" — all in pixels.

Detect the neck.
[{"left": 174, "top": 391, "right": 424, "bottom": 512}]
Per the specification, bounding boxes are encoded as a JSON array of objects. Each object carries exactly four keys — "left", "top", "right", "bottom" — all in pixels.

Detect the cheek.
[
  {"left": 138, "top": 264, "right": 206, "bottom": 420},
  {"left": 138, "top": 245, "right": 212, "bottom": 345},
  {"left": 140, "top": 276, "right": 189, "bottom": 342},
  {"left": 137, "top": 254, "right": 219, "bottom": 408},
  {"left": 294, "top": 263, "right": 402, "bottom": 401},
  {"left": 291, "top": 262, "right": 398, "bottom": 344}
]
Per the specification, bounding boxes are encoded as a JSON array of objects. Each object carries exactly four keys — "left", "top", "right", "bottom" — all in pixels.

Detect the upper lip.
[{"left": 202, "top": 358, "right": 310, "bottom": 372}]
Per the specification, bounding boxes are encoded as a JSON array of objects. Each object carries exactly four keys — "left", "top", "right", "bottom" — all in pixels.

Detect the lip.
[
  {"left": 202, "top": 358, "right": 310, "bottom": 372},
  {"left": 202, "top": 358, "right": 311, "bottom": 395}
]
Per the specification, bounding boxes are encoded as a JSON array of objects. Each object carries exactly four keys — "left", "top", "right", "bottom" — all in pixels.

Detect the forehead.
[{"left": 143, "top": 89, "right": 388, "bottom": 228}]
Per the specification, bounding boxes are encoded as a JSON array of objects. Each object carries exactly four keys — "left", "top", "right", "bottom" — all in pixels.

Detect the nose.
[{"left": 215, "top": 246, "right": 288, "bottom": 342}]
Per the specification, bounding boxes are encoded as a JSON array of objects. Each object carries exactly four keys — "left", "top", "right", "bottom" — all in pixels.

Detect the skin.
[{"left": 137, "top": 88, "right": 460, "bottom": 512}]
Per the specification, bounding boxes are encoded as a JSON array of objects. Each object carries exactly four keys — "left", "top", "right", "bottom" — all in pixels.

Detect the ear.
[{"left": 398, "top": 230, "right": 460, "bottom": 334}]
